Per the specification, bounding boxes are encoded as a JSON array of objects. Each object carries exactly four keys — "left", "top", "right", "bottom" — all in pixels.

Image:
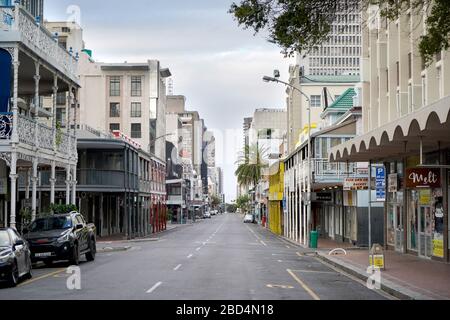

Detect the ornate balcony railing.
[
  {"left": 1, "top": 5, "right": 78, "bottom": 80},
  {"left": 0, "top": 112, "right": 76, "bottom": 160}
]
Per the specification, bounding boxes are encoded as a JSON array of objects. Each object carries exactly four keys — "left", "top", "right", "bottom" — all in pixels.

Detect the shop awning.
[{"left": 330, "top": 95, "right": 450, "bottom": 163}]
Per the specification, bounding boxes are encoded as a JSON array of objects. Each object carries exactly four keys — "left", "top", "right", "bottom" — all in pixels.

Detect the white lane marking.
[
  {"left": 278, "top": 260, "right": 283, "bottom": 263},
  {"left": 174, "top": 264, "right": 182, "bottom": 271},
  {"left": 187, "top": 254, "right": 193, "bottom": 259},
  {"left": 196, "top": 247, "right": 201, "bottom": 251},
  {"left": 146, "top": 282, "right": 162, "bottom": 293},
  {"left": 286, "top": 246, "right": 291, "bottom": 249},
  {"left": 260, "top": 240, "right": 267, "bottom": 247}
]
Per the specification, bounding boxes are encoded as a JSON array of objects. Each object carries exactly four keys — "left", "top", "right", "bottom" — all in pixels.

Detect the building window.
[
  {"left": 56, "top": 108, "right": 66, "bottom": 127},
  {"left": 396, "top": 61, "right": 400, "bottom": 87},
  {"left": 421, "top": 76, "right": 427, "bottom": 107},
  {"left": 131, "top": 76, "right": 142, "bottom": 97},
  {"left": 310, "top": 95, "right": 322, "bottom": 108},
  {"left": 56, "top": 92, "right": 66, "bottom": 105},
  {"left": 408, "top": 53, "right": 412, "bottom": 79},
  {"left": 131, "top": 123, "right": 142, "bottom": 139},
  {"left": 131, "top": 102, "right": 142, "bottom": 117},
  {"left": 109, "top": 76, "right": 121, "bottom": 97},
  {"left": 110, "top": 123, "right": 120, "bottom": 132},
  {"left": 110, "top": 103, "right": 120, "bottom": 117},
  {"left": 437, "top": 67, "right": 443, "bottom": 99}
]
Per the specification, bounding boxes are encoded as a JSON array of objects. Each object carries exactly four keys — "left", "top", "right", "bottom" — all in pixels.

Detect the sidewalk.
[{"left": 317, "top": 249, "right": 450, "bottom": 300}]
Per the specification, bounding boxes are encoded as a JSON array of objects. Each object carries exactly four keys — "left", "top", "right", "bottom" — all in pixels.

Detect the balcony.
[
  {"left": 38, "top": 170, "right": 128, "bottom": 189},
  {"left": 312, "top": 158, "right": 366, "bottom": 183},
  {"left": 0, "top": 112, "right": 77, "bottom": 160},
  {"left": 0, "top": 5, "right": 78, "bottom": 82}
]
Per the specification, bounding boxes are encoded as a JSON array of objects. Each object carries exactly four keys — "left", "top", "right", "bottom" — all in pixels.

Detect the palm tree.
[{"left": 235, "top": 144, "right": 268, "bottom": 189}]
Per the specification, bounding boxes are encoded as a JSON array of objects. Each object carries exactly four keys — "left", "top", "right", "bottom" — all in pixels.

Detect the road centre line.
[
  {"left": 196, "top": 247, "right": 201, "bottom": 251},
  {"left": 187, "top": 254, "right": 193, "bottom": 259},
  {"left": 287, "top": 269, "right": 321, "bottom": 301},
  {"left": 146, "top": 281, "right": 162, "bottom": 293},
  {"left": 260, "top": 240, "right": 267, "bottom": 247}
]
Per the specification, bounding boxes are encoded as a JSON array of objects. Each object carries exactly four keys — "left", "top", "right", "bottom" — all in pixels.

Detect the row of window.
[
  {"left": 110, "top": 102, "right": 142, "bottom": 118},
  {"left": 109, "top": 76, "right": 142, "bottom": 97},
  {"left": 310, "top": 57, "right": 360, "bottom": 68},
  {"left": 110, "top": 123, "right": 142, "bottom": 139},
  {"left": 309, "top": 68, "right": 360, "bottom": 76},
  {"left": 312, "top": 46, "right": 361, "bottom": 58}
]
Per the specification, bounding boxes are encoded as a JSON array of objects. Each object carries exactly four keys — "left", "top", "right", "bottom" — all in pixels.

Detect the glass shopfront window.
[
  {"left": 408, "top": 190, "right": 419, "bottom": 251},
  {"left": 387, "top": 161, "right": 405, "bottom": 251}
]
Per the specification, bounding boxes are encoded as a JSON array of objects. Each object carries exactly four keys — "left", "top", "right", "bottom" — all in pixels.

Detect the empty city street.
[{"left": 0, "top": 214, "right": 390, "bottom": 300}]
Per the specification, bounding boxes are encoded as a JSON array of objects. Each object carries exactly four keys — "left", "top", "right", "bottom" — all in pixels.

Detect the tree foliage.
[
  {"left": 49, "top": 203, "right": 79, "bottom": 215},
  {"left": 229, "top": 0, "right": 450, "bottom": 64},
  {"left": 235, "top": 144, "right": 268, "bottom": 188},
  {"left": 210, "top": 195, "right": 222, "bottom": 208},
  {"left": 236, "top": 195, "right": 252, "bottom": 213}
]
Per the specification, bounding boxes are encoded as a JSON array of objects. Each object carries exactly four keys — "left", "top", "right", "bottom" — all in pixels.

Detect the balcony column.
[
  {"left": 11, "top": 47, "right": 19, "bottom": 143},
  {"left": 71, "top": 165, "right": 77, "bottom": 206},
  {"left": 52, "top": 75, "right": 58, "bottom": 150},
  {"left": 9, "top": 153, "right": 17, "bottom": 229},
  {"left": 65, "top": 165, "right": 71, "bottom": 205},
  {"left": 33, "top": 61, "right": 40, "bottom": 149},
  {"left": 50, "top": 161, "right": 56, "bottom": 205},
  {"left": 31, "top": 158, "right": 38, "bottom": 221},
  {"left": 25, "top": 169, "right": 30, "bottom": 200}
]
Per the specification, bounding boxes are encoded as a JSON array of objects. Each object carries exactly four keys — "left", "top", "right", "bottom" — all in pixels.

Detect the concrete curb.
[{"left": 316, "top": 251, "right": 435, "bottom": 300}]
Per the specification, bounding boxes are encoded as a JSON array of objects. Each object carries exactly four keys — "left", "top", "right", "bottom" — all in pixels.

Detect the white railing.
[
  {"left": 0, "top": 113, "right": 76, "bottom": 159},
  {"left": 0, "top": 6, "right": 13, "bottom": 31},
  {"left": 37, "top": 123, "right": 53, "bottom": 151},
  {"left": 313, "top": 158, "right": 363, "bottom": 181},
  {"left": 1, "top": 5, "right": 78, "bottom": 79},
  {"left": 17, "top": 114, "right": 35, "bottom": 145}
]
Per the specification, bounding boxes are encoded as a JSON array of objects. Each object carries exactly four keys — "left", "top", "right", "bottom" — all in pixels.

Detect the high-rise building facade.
[{"left": 297, "top": 1, "right": 361, "bottom": 77}]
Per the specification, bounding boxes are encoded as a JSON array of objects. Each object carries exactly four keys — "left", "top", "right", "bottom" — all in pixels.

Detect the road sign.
[{"left": 375, "top": 167, "right": 385, "bottom": 202}]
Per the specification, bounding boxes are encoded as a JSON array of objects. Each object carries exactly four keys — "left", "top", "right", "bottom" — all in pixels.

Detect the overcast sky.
[{"left": 45, "top": 0, "right": 293, "bottom": 201}]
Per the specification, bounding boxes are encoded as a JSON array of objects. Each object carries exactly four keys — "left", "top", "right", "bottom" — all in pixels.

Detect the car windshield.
[
  {"left": 29, "top": 216, "right": 73, "bottom": 232},
  {"left": 0, "top": 231, "right": 11, "bottom": 247}
]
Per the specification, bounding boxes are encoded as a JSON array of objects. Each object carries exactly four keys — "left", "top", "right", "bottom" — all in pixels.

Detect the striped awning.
[{"left": 330, "top": 95, "right": 450, "bottom": 162}]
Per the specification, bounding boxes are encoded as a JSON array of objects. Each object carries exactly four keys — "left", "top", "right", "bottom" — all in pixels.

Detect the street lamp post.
[{"left": 263, "top": 74, "right": 312, "bottom": 247}]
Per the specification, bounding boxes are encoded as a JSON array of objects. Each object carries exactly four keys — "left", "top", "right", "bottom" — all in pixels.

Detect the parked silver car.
[{"left": 0, "top": 228, "right": 33, "bottom": 287}]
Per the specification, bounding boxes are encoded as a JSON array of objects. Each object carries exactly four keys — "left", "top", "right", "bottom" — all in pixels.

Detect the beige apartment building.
[
  {"left": 330, "top": 4, "right": 450, "bottom": 262},
  {"left": 77, "top": 54, "right": 171, "bottom": 161},
  {"left": 286, "top": 70, "right": 360, "bottom": 152}
]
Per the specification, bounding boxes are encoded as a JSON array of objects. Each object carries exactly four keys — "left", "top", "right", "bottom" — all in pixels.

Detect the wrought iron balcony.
[
  {"left": 0, "top": 112, "right": 77, "bottom": 159},
  {"left": 0, "top": 5, "right": 78, "bottom": 81}
]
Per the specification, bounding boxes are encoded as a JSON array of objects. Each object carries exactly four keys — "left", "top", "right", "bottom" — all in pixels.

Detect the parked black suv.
[{"left": 24, "top": 212, "right": 97, "bottom": 266}]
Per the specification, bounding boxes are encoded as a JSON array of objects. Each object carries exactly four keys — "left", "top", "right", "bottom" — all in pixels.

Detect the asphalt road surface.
[{"left": 0, "top": 213, "right": 391, "bottom": 300}]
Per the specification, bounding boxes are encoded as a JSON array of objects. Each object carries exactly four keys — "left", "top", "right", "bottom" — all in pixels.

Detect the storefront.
[
  {"left": 386, "top": 161, "right": 405, "bottom": 252},
  {"left": 386, "top": 157, "right": 447, "bottom": 261}
]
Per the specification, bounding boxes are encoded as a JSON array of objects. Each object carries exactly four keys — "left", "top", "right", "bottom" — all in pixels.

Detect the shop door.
[
  {"left": 418, "top": 206, "right": 433, "bottom": 259},
  {"left": 394, "top": 205, "right": 404, "bottom": 252}
]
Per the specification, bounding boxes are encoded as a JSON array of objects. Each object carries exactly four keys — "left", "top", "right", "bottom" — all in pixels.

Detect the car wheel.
[
  {"left": 8, "top": 261, "right": 19, "bottom": 287},
  {"left": 86, "top": 238, "right": 96, "bottom": 262},
  {"left": 70, "top": 243, "right": 80, "bottom": 266}
]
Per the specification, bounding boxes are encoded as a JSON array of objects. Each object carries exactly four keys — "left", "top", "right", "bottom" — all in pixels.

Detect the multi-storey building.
[
  {"left": 0, "top": 2, "right": 79, "bottom": 229},
  {"left": 330, "top": 3, "right": 450, "bottom": 263},
  {"left": 286, "top": 71, "right": 360, "bottom": 153},
  {"left": 77, "top": 53, "right": 171, "bottom": 162},
  {"left": 284, "top": 88, "right": 382, "bottom": 247},
  {"left": 297, "top": 1, "right": 361, "bottom": 77}
]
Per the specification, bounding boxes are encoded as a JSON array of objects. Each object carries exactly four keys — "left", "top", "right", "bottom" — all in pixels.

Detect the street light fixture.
[{"left": 262, "top": 72, "right": 313, "bottom": 247}]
